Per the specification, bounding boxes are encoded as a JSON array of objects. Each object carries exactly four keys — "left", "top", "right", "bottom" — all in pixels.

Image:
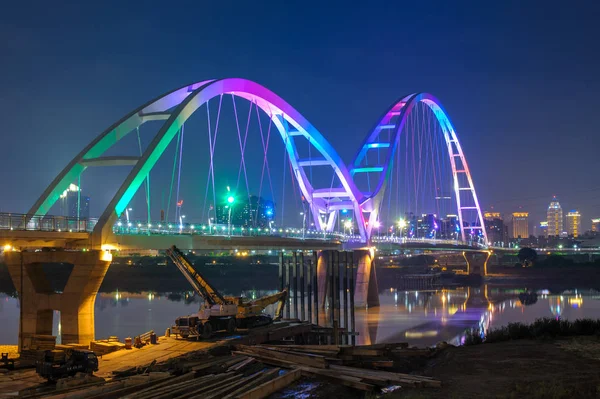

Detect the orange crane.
[{"left": 166, "top": 246, "right": 287, "bottom": 339}]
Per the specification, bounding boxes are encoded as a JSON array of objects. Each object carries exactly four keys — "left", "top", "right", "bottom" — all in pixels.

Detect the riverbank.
[
  {"left": 487, "top": 265, "right": 600, "bottom": 290},
  {"left": 392, "top": 337, "right": 600, "bottom": 398}
]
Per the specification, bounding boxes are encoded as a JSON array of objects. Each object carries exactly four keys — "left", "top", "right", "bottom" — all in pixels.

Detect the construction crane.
[{"left": 165, "top": 246, "right": 287, "bottom": 339}]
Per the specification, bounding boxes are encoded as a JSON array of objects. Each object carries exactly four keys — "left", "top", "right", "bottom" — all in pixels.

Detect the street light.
[
  {"left": 227, "top": 195, "right": 235, "bottom": 236},
  {"left": 373, "top": 220, "right": 381, "bottom": 238},
  {"left": 300, "top": 212, "right": 306, "bottom": 240}
]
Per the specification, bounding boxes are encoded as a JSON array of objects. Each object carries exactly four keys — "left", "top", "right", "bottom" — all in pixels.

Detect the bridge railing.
[
  {"left": 371, "top": 235, "right": 484, "bottom": 248},
  {"left": 112, "top": 220, "right": 346, "bottom": 241},
  {"left": 0, "top": 212, "right": 97, "bottom": 233}
]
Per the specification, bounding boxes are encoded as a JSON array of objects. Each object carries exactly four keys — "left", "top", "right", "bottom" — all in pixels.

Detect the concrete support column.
[
  {"left": 316, "top": 250, "right": 330, "bottom": 309},
  {"left": 3, "top": 250, "right": 112, "bottom": 351},
  {"left": 354, "top": 249, "right": 379, "bottom": 308},
  {"left": 462, "top": 251, "right": 492, "bottom": 276}
]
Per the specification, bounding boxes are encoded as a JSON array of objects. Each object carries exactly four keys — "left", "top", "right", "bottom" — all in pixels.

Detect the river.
[{"left": 1, "top": 284, "right": 599, "bottom": 346}]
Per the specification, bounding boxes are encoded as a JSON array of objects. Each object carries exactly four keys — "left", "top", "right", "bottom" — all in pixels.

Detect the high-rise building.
[
  {"left": 59, "top": 183, "right": 90, "bottom": 219},
  {"left": 511, "top": 212, "right": 529, "bottom": 239},
  {"left": 539, "top": 221, "right": 548, "bottom": 237},
  {"left": 592, "top": 218, "right": 600, "bottom": 233},
  {"left": 547, "top": 197, "right": 563, "bottom": 237},
  {"left": 484, "top": 212, "right": 507, "bottom": 245},
  {"left": 216, "top": 195, "right": 275, "bottom": 228},
  {"left": 566, "top": 210, "right": 581, "bottom": 237}
]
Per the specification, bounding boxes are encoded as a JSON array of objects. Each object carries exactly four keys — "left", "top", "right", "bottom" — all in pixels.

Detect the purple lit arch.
[{"left": 28, "top": 79, "right": 487, "bottom": 246}]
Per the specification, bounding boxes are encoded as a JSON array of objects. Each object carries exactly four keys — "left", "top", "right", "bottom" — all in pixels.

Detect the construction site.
[{"left": 0, "top": 248, "right": 443, "bottom": 398}]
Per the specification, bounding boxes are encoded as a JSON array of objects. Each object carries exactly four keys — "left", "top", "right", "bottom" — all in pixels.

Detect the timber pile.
[
  {"left": 91, "top": 340, "right": 126, "bottom": 355},
  {"left": 16, "top": 343, "right": 441, "bottom": 398},
  {"left": 18, "top": 349, "right": 44, "bottom": 365},
  {"left": 29, "top": 335, "right": 56, "bottom": 350},
  {"left": 56, "top": 343, "right": 89, "bottom": 351},
  {"left": 232, "top": 343, "right": 441, "bottom": 392}
]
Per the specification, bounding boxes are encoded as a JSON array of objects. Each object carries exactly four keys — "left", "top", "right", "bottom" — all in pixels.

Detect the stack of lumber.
[
  {"left": 56, "top": 343, "right": 89, "bottom": 351},
  {"left": 29, "top": 334, "right": 56, "bottom": 350},
  {"left": 232, "top": 343, "right": 441, "bottom": 391},
  {"left": 91, "top": 340, "right": 126, "bottom": 355},
  {"left": 22, "top": 344, "right": 441, "bottom": 398},
  {"left": 18, "top": 349, "right": 44, "bottom": 365}
]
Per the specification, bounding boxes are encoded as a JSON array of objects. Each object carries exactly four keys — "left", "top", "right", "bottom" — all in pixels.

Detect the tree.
[{"left": 518, "top": 247, "right": 537, "bottom": 266}]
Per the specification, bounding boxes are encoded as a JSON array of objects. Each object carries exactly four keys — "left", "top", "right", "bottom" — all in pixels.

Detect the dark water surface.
[{"left": 2, "top": 284, "right": 599, "bottom": 346}]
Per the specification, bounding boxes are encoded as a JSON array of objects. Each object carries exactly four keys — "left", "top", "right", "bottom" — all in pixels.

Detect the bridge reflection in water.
[{"left": 2, "top": 287, "right": 600, "bottom": 346}]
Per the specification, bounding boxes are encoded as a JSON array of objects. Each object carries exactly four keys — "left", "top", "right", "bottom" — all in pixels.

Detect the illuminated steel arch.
[
  {"left": 28, "top": 78, "right": 363, "bottom": 247},
  {"left": 29, "top": 81, "right": 485, "bottom": 246},
  {"left": 348, "top": 92, "right": 487, "bottom": 243}
]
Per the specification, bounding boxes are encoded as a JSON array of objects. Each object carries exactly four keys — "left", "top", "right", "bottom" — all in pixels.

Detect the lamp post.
[
  {"left": 227, "top": 195, "right": 235, "bottom": 236},
  {"left": 300, "top": 212, "right": 306, "bottom": 240}
]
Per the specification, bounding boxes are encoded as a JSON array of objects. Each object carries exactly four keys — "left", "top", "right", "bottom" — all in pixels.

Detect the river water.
[{"left": 2, "top": 285, "right": 599, "bottom": 346}]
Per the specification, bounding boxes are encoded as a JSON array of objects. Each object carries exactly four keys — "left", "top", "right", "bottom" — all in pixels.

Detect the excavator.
[{"left": 166, "top": 246, "right": 287, "bottom": 339}]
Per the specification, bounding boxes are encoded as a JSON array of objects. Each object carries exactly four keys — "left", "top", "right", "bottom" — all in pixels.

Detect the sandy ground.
[{"left": 0, "top": 346, "right": 18, "bottom": 359}]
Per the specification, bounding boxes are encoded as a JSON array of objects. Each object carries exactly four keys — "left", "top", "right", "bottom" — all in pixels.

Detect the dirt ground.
[
  {"left": 392, "top": 337, "right": 600, "bottom": 399},
  {"left": 0, "top": 346, "right": 18, "bottom": 359}
]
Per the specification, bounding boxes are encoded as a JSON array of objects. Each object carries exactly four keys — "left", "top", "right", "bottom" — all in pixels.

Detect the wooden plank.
[
  {"left": 203, "top": 371, "right": 266, "bottom": 399},
  {"left": 222, "top": 368, "right": 281, "bottom": 399},
  {"left": 237, "top": 369, "right": 302, "bottom": 399},
  {"left": 231, "top": 351, "right": 297, "bottom": 369},
  {"left": 298, "top": 366, "right": 374, "bottom": 391},
  {"left": 191, "top": 355, "right": 246, "bottom": 372},
  {"left": 328, "top": 365, "right": 441, "bottom": 387},
  {"left": 175, "top": 374, "right": 243, "bottom": 399},
  {"left": 237, "top": 346, "right": 328, "bottom": 368},
  {"left": 227, "top": 357, "right": 256, "bottom": 372}
]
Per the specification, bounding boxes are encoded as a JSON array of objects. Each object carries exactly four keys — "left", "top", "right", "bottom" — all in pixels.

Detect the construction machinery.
[{"left": 166, "top": 246, "right": 287, "bottom": 339}]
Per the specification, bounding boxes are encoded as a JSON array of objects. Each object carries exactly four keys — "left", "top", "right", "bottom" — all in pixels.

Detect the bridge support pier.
[
  {"left": 354, "top": 249, "right": 380, "bottom": 308},
  {"left": 317, "top": 249, "right": 379, "bottom": 310},
  {"left": 462, "top": 251, "right": 492, "bottom": 277},
  {"left": 316, "top": 251, "right": 330, "bottom": 310},
  {"left": 3, "top": 250, "right": 112, "bottom": 351}
]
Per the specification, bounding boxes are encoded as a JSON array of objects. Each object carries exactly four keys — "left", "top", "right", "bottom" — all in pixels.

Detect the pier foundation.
[
  {"left": 463, "top": 251, "right": 492, "bottom": 277},
  {"left": 354, "top": 249, "right": 379, "bottom": 308},
  {"left": 3, "top": 250, "right": 112, "bottom": 351}
]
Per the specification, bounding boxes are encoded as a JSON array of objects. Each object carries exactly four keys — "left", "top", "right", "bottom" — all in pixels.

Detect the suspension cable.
[
  {"left": 167, "top": 127, "right": 181, "bottom": 222},
  {"left": 175, "top": 123, "right": 185, "bottom": 222},
  {"left": 233, "top": 95, "right": 252, "bottom": 204},
  {"left": 255, "top": 102, "right": 275, "bottom": 225},
  {"left": 136, "top": 126, "right": 151, "bottom": 224}
]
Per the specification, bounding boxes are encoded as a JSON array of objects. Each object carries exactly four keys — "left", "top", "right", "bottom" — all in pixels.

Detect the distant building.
[
  {"left": 511, "top": 212, "right": 529, "bottom": 239},
  {"left": 547, "top": 197, "right": 563, "bottom": 237},
  {"left": 439, "top": 214, "right": 459, "bottom": 239},
  {"left": 216, "top": 195, "right": 275, "bottom": 228},
  {"left": 484, "top": 212, "right": 507, "bottom": 245},
  {"left": 59, "top": 183, "right": 90, "bottom": 219},
  {"left": 539, "top": 221, "right": 548, "bottom": 237},
  {"left": 592, "top": 218, "right": 600, "bottom": 233},
  {"left": 566, "top": 210, "right": 581, "bottom": 237}
]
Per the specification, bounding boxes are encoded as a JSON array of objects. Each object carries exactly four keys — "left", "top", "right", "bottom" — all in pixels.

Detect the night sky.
[{"left": 1, "top": 1, "right": 599, "bottom": 229}]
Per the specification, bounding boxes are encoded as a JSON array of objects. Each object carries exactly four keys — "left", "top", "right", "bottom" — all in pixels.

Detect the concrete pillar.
[
  {"left": 316, "top": 250, "right": 330, "bottom": 310},
  {"left": 3, "top": 250, "right": 112, "bottom": 351},
  {"left": 462, "top": 251, "right": 491, "bottom": 276},
  {"left": 354, "top": 249, "right": 379, "bottom": 308}
]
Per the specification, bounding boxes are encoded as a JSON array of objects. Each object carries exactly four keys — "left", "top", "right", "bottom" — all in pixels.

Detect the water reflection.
[{"left": 1, "top": 287, "right": 600, "bottom": 346}]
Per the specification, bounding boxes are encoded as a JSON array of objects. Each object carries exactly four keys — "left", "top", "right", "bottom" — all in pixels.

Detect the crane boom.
[
  {"left": 165, "top": 246, "right": 228, "bottom": 306},
  {"left": 245, "top": 290, "right": 288, "bottom": 320}
]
